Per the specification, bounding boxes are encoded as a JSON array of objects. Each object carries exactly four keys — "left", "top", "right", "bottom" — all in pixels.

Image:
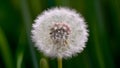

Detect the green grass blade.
[
  {"left": 84, "top": 0, "right": 115, "bottom": 68},
  {"left": 16, "top": 27, "right": 27, "bottom": 68},
  {"left": 0, "top": 27, "right": 14, "bottom": 68},
  {"left": 20, "top": 0, "right": 38, "bottom": 68}
]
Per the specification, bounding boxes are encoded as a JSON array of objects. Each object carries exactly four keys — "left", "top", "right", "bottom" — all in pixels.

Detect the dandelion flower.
[{"left": 31, "top": 7, "right": 89, "bottom": 58}]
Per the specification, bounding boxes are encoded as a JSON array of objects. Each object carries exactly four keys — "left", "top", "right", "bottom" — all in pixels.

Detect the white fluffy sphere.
[{"left": 31, "top": 7, "right": 89, "bottom": 58}]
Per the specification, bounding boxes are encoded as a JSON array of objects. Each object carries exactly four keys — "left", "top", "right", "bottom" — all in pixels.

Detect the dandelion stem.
[{"left": 57, "top": 57, "right": 62, "bottom": 68}]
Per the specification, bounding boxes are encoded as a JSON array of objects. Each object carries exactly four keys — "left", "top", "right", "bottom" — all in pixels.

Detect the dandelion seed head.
[{"left": 31, "top": 7, "right": 89, "bottom": 58}]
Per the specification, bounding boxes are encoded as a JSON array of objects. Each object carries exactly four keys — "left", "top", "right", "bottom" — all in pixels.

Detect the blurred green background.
[{"left": 0, "top": 0, "right": 120, "bottom": 68}]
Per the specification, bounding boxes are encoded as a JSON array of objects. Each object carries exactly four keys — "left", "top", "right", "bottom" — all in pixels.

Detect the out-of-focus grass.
[
  {"left": 0, "top": 27, "right": 14, "bottom": 68},
  {"left": 83, "top": 0, "right": 115, "bottom": 67},
  {"left": 20, "top": 0, "right": 38, "bottom": 68},
  {"left": 16, "top": 27, "right": 26, "bottom": 68}
]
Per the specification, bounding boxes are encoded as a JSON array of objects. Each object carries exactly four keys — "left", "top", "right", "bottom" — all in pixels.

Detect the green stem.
[
  {"left": 40, "top": 58, "right": 49, "bottom": 68},
  {"left": 57, "top": 57, "right": 62, "bottom": 68}
]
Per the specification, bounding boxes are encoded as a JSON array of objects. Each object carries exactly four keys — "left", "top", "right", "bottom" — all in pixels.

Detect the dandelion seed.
[{"left": 31, "top": 7, "right": 89, "bottom": 58}]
